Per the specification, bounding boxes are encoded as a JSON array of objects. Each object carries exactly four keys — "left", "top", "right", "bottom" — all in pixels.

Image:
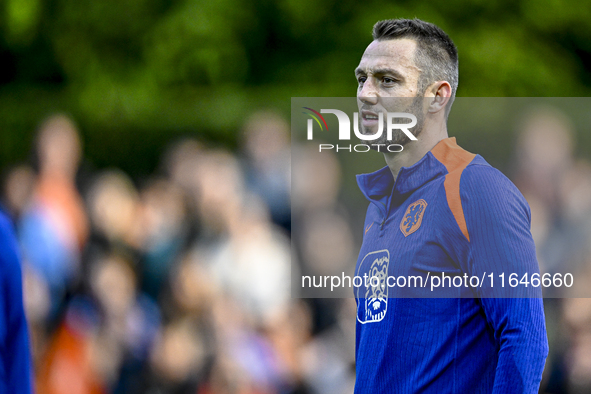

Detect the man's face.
[{"left": 355, "top": 38, "right": 426, "bottom": 146}]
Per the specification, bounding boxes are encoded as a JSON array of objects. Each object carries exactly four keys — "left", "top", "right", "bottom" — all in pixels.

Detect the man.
[{"left": 353, "top": 19, "right": 548, "bottom": 393}]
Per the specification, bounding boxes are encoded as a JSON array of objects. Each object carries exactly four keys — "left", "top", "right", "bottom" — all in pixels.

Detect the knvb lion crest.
[
  {"left": 356, "top": 250, "right": 389, "bottom": 324},
  {"left": 400, "top": 199, "right": 428, "bottom": 237},
  {"left": 364, "top": 256, "right": 388, "bottom": 322}
]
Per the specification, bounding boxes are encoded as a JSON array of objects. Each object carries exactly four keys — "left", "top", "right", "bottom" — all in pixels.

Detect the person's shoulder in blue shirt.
[{"left": 0, "top": 209, "right": 33, "bottom": 393}]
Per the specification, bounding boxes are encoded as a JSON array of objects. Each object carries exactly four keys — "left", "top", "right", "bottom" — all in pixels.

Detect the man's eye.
[
  {"left": 358, "top": 76, "right": 367, "bottom": 84},
  {"left": 383, "top": 77, "right": 396, "bottom": 84}
]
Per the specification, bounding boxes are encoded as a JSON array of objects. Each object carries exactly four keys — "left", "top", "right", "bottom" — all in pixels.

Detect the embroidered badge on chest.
[{"left": 400, "top": 199, "right": 428, "bottom": 237}]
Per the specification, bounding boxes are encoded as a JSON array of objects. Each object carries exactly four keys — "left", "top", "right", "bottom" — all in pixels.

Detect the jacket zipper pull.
[{"left": 380, "top": 218, "right": 385, "bottom": 230}]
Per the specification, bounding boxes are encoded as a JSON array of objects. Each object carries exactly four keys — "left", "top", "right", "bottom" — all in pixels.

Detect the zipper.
[
  {"left": 374, "top": 201, "right": 387, "bottom": 231},
  {"left": 382, "top": 174, "right": 402, "bottom": 229},
  {"left": 366, "top": 172, "right": 399, "bottom": 232}
]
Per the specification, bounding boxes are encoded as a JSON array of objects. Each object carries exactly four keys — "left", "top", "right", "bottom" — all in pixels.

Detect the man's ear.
[{"left": 427, "top": 81, "right": 452, "bottom": 114}]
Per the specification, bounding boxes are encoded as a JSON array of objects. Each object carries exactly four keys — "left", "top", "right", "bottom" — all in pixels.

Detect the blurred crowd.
[
  {"left": 1, "top": 111, "right": 356, "bottom": 394},
  {"left": 512, "top": 106, "right": 591, "bottom": 394},
  {"left": 4, "top": 105, "right": 591, "bottom": 394}
]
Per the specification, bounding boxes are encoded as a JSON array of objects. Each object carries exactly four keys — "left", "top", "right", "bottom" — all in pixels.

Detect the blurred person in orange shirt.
[{"left": 19, "top": 115, "right": 89, "bottom": 319}]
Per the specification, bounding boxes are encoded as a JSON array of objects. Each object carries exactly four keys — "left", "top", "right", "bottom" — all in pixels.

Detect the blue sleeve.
[
  {"left": 0, "top": 213, "right": 33, "bottom": 394},
  {"left": 459, "top": 165, "right": 548, "bottom": 394}
]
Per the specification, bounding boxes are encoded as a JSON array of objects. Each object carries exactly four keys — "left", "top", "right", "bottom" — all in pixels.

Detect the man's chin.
[{"left": 358, "top": 125, "right": 382, "bottom": 139}]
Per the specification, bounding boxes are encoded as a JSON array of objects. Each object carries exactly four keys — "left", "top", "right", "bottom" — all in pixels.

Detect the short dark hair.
[{"left": 373, "top": 18, "right": 458, "bottom": 105}]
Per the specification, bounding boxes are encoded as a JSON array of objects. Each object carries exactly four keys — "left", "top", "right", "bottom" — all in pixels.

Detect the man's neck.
[{"left": 383, "top": 122, "right": 448, "bottom": 180}]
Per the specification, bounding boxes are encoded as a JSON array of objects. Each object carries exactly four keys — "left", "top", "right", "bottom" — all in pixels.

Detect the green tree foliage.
[{"left": 1, "top": 0, "right": 591, "bottom": 175}]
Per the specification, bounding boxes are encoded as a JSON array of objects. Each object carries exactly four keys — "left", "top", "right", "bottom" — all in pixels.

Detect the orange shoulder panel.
[{"left": 430, "top": 138, "right": 476, "bottom": 242}]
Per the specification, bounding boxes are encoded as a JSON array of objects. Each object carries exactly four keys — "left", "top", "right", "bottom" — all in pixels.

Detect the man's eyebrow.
[{"left": 355, "top": 67, "right": 404, "bottom": 79}]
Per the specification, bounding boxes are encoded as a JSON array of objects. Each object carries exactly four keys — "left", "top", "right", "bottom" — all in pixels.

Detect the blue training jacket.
[
  {"left": 354, "top": 137, "right": 548, "bottom": 394},
  {"left": 0, "top": 210, "right": 32, "bottom": 393}
]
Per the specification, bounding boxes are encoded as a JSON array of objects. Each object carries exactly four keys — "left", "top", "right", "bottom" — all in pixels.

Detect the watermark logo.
[
  {"left": 302, "top": 107, "right": 329, "bottom": 136},
  {"left": 303, "top": 108, "right": 417, "bottom": 153}
]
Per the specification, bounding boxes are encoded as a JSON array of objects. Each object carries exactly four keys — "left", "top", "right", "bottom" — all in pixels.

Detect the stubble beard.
[{"left": 359, "top": 95, "right": 425, "bottom": 150}]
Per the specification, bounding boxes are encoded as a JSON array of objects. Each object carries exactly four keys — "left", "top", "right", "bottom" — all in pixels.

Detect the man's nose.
[{"left": 358, "top": 79, "right": 379, "bottom": 105}]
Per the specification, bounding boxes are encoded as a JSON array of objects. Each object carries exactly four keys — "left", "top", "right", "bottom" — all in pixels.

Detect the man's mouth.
[{"left": 361, "top": 110, "right": 382, "bottom": 129}]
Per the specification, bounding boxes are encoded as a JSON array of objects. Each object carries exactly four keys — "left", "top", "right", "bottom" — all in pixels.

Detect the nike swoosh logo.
[{"left": 365, "top": 222, "right": 373, "bottom": 235}]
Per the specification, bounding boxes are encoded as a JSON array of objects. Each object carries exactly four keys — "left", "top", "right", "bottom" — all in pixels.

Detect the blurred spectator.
[
  {"left": 291, "top": 144, "right": 353, "bottom": 334},
  {"left": 510, "top": 105, "right": 591, "bottom": 393},
  {"left": 193, "top": 149, "right": 244, "bottom": 240},
  {"left": 19, "top": 114, "right": 89, "bottom": 320},
  {"left": 192, "top": 149, "right": 291, "bottom": 326},
  {"left": 514, "top": 107, "right": 580, "bottom": 277},
  {"left": 86, "top": 170, "right": 143, "bottom": 253},
  {"left": 87, "top": 253, "right": 161, "bottom": 393},
  {"left": 165, "top": 250, "right": 218, "bottom": 321},
  {"left": 138, "top": 178, "right": 189, "bottom": 300},
  {"left": 242, "top": 111, "right": 291, "bottom": 233},
  {"left": 291, "top": 144, "right": 341, "bottom": 216},
  {"left": 514, "top": 106, "right": 574, "bottom": 214},
  {"left": 2, "top": 164, "right": 36, "bottom": 220},
  {"left": 145, "top": 317, "right": 208, "bottom": 393},
  {"left": 299, "top": 210, "right": 354, "bottom": 279},
  {"left": 36, "top": 296, "right": 104, "bottom": 394},
  {"left": 301, "top": 298, "right": 356, "bottom": 394},
  {"left": 161, "top": 138, "right": 204, "bottom": 200}
]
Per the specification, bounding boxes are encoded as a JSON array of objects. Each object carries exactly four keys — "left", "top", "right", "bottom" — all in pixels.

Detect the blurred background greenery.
[{"left": 2, "top": 0, "right": 591, "bottom": 177}]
